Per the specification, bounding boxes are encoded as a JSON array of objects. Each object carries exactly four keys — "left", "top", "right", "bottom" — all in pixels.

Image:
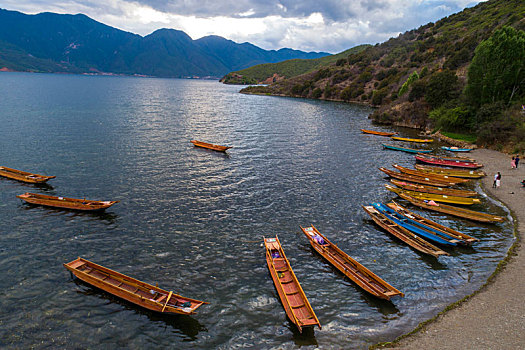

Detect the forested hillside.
[{"left": 241, "top": 0, "right": 525, "bottom": 151}]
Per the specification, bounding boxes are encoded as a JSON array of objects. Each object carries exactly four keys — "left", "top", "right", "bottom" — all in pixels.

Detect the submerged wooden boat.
[
  {"left": 391, "top": 136, "right": 433, "bottom": 143},
  {"left": 190, "top": 140, "right": 232, "bottom": 152},
  {"left": 300, "top": 226, "right": 403, "bottom": 300},
  {"left": 264, "top": 237, "right": 321, "bottom": 332},
  {"left": 392, "top": 164, "right": 470, "bottom": 184},
  {"left": 396, "top": 192, "right": 505, "bottom": 223},
  {"left": 414, "top": 164, "right": 486, "bottom": 179},
  {"left": 386, "top": 184, "right": 481, "bottom": 205},
  {"left": 361, "top": 129, "right": 397, "bottom": 136},
  {"left": 371, "top": 202, "right": 461, "bottom": 246},
  {"left": 64, "top": 257, "right": 207, "bottom": 315},
  {"left": 0, "top": 166, "right": 55, "bottom": 183},
  {"left": 441, "top": 146, "right": 474, "bottom": 152},
  {"left": 17, "top": 192, "right": 118, "bottom": 211},
  {"left": 382, "top": 144, "right": 432, "bottom": 154},
  {"left": 379, "top": 167, "right": 456, "bottom": 187},
  {"left": 362, "top": 205, "right": 448, "bottom": 258},
  {"left": 415, "top": 154, "right": 482, "bottom": 169},
  {"left": 390, "top": 179, "right": 478, "bottom": 197},
  {"left": 387, "top": 201, "right": 478, "bottom": 245}
]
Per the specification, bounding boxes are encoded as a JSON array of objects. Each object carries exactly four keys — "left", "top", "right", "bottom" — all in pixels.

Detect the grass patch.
[{"left": 440, "top": 131, "right": 477, "bottom": 143}]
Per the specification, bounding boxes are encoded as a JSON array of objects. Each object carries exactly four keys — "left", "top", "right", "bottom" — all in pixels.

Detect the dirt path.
[{"left": 389, "top": 149, "right": 525, "bottom": 349}]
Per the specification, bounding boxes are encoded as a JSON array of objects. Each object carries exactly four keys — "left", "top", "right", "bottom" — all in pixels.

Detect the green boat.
[{"left": 382, "top": 144, "right": 432, "bottom": 154}]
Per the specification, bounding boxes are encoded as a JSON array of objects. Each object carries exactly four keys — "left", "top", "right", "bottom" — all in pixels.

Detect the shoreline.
[{"left": 377, "top": 148, "right": 524, "bottom": 349}]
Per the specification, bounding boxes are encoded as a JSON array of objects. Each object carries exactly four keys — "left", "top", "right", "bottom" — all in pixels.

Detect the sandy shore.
[{"left": 386, "top": 149, "right": 525, "bottom": 349}]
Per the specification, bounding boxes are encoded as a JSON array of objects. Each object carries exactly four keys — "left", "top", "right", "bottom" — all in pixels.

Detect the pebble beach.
[{"left": 390, "top": 148, "right": 525, "bottom": 349}]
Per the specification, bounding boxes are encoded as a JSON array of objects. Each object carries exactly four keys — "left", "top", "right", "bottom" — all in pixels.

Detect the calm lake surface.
[{"left": 0, "top": 72, "right": 514, "bottom": 349}]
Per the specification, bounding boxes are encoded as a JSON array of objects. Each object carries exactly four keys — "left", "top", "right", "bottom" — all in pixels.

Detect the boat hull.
[
  {"left": 191, "top": 140, "right": 232, "bottom": 152},
  {"left": 382, "top": 144, "right": 432, "bottom": 154},
  {"left": 0, "top": 166, "right": 55, "bottom": 183},
  {"left": 64, "top": 258, "right": 207, "bottom": 315},
  {"left": 386, "top": 184, "right": 481, "bottom": 205},
  {"left": 379, "top": 167, "right": 456, "bottom": 187},
  {"left": 362, "top": 206, "right": 448, "bottom": 257},
  {"left": 300, "top": 226, "right": 403, "bottom": 300},
  {"left": 17, "top": 192, "right": 118, "bottom": 211},
  {"left": 392, "top": 164, "right": 470, "bottom": 184},
  {"left": 414, "top": 164, "right": 486, "bottom": 178},
  {"left": 361, "top": 129, "right": 397, "bottom": 136},
  {"left": 415, "top": 155, "right": 482, "bottom": 168},
  {"left": 391, "top": 137, "right": 433, "bottom": 143},
  {"left": 264, "top": 237, "right": 320, "bottom": 332},
  {"left": 390, "top": 179, "right": 478, "bottom": 197}
]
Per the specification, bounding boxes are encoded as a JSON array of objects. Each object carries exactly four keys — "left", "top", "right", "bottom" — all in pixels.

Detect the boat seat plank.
[{"left": 156, "top": 294, "right": 167, "bottom": 303}]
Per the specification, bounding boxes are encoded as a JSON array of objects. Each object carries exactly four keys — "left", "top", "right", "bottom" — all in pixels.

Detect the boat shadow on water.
[
  {"left": 71, "top": 278, "right": 207, "bottom": 340},
  {"left": 19, "top": 202, "right": 119, "bottom": 222},
  {"left": 286, "top": 319, "right": 318, "bottom": 347}
]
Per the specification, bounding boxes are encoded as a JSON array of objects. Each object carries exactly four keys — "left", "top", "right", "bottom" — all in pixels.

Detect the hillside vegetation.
[
  {"left": 220, "top": 45, "right": 370, "bottom": 84},
  {"left": 241, "top": 0, "right": 525, "bottom": 152}
]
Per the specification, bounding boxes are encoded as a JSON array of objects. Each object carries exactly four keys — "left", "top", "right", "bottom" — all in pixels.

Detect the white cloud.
[{"left": 1, "top": 0, "right": 486, "bottom": 53}]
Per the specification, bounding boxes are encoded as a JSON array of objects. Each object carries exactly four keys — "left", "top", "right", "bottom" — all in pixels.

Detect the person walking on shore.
[
  {"left": 515, "top": 155, "right": 520, "bottom": 169},
  {"left": 493, "top": 173, "right": 498, "bottom": 188},
  {"left": 511, "top": 156, "right": 516, "bottom": 169},
  {"left": 496, "top": 172, "right": 501, "bottom": 189}
]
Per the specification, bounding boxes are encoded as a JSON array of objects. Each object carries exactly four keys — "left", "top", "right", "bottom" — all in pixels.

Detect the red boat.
[{"left": 415, "top": 155, "right": 483, "bottom": 169}]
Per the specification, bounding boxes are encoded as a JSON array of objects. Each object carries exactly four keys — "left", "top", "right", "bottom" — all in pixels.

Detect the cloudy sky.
[{"left": 3, "top": 0, "right": 485, "bottom": 53}]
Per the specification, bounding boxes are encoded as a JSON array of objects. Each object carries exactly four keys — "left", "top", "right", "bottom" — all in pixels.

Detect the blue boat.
[
  {"left": 371, "top": 203, "right": 459, "bottom": 246},
  {"left": 382, "top": 144, "right": 432, "bottom": 154},
  {"left": 441, "top": 146, "right": 473, "bottom": 152}
]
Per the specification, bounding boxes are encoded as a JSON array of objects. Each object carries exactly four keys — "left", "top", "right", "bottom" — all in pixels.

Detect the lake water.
[{"left": 0, "top": 72, "right": 514, "bottom": 349}]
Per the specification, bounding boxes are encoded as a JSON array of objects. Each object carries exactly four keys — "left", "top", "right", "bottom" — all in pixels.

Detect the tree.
[
  {"left": 466, "top": 26, "right": 525, "bottom": 107},
  {"left": 425, "top": 70, "right": 460, "bottom": 108}
]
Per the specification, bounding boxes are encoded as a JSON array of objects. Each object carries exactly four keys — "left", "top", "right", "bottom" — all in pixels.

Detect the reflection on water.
[{"left": 0, "top": 73, "right": 515, "bottom": 349}]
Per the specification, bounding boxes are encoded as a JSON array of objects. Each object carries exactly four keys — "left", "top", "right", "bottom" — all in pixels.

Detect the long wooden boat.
[
  {"left": 300, "top": 226, "right": 403, "bottom": 299},
  {"left": 392, "top": 164, "right": 470, "bottom": 184},
  {"left": 414, "top": 164, "right": 486, "bottom": 179},
  {"left": 0, "top": 166, "right": 55, "bottom": 183},
  {"left": 415, "top": 154, "right": 483, "bottom": 169},
  {"left": 396, "top": 191, "right": 506, "bottom": 223},
  {"left": 361, "top": 129, "right": 397, "bottom": 136},
  {"left": 379, "top": 167, "right": 456, "bottom": 187},
  {"left": 441, "top": 146, "right": 474, "bottom": 152},
  {"left": 362, "top": 205, "right": 448, "bottom": 258},
  {"left": 382, "top": 144, "right": 432, "bottom": 154},
  {"left": 264, "top": 237, "right": 321, "bottom": 332},
  {"left": 432, "top": 154, "right": 477, "bottom": 163},
  {"left": 190, "top": 140, "right": 232, "bottom": 152},
  {"left": 391, "top": 136, "right": 433, "bottom": 143},
  {"left": 385, "top": 184, "right": 481, "bottom": 205},
  {"left": 64, "top": 257, "right": 208, "bottom": 315},
  {"left": 17, "top": 192, "right": 119, "bottom": 211},
  {"left": 390, "top": 179, "right": 478, "bottom": 197},
  {"left": 387, "top": 201, "right": 478, "bottom": 245},
  {"left": 371, "top": 202, "right": 460, "bottom": 246}
]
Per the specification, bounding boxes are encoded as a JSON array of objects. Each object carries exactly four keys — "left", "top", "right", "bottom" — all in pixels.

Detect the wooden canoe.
[
  {"left": 387, "top": 201, "right": 478, "bottom": 245},
  {"left": 379, "top": 167, "right": 456, "bottom": 187},
  {"left": 361, "top": 129, "right": 397, "bottom": 136},
  {"left": 300, "top": 226, "right": 403, "bottom": 300},
  {"left": 17, "top": 192, "right": 119, "bottom": 211},
  {"left": 382, "top": 144, "right": 432, "bottom": 154},
  {"left": 414, "top": 164, "right": 486, "bottom": 179},
  {"left": 190, "top": 140, "right": 232, "bottom": 152},
  {"left": 392, "top": 164, "right": 470, "bottom": 184},
  {"left": 433, "top": 154, "right": 477, "bottom": 163},
  {"left": 371, "top": 202, "right": 461, "bottom": 246},
  {"left": 0, "top": 166, "right": 55, "bottom": 183},
  {"left": 389, "top": 179, "right": 478, "bottom": 197},
  {"left": 415, "top": 155, "right": 483, "bottom": 169},
  {"left": 362, "top": 205, "right": 448, "bottom": 258},
  {"left": 441, "top": 146, "right": 474, "bottom": 152},
  {"left": 391, "top": 136, "right": 433, "bottom": 143},
  {"left": 64, "top": 257, "right": 207, "bottom": 315},
  {"left": 396, "top": 191, "right": 506, "bottom": 223},
  {"left": 264, "top": 236, "right": 321, "bottom": 332},
  {"left": 385, "top": 184, "right": 481, "bottom": 205}
]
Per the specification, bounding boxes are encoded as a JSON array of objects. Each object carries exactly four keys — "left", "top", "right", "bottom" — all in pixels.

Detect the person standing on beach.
[
  {"left": 493, "top": 173, "right": 498, "bottom": 188},
  {"left": 496, "top": 172, "right": 501, "bottom": 189},
  {"left": 515, "top": 155, "right": 520, "bottom": 169},
  {"left": 511, "top": 156, "right": 516, "bottom": 169}
]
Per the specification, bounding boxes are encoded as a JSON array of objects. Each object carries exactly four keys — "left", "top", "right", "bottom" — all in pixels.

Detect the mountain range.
[{"left": 0, "top": 8, "right": 329, "bottom": 78}]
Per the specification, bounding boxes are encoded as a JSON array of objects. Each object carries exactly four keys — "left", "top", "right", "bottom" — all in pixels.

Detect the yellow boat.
[
  {"left": 385, "top": 184, "right": 481, "bottom": 205},
  {"left": 414, "top": 164, "right": 486, "bottom": 179},
  {"left": 390, "top": 136, "right": 433, "bottom": 143}
]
